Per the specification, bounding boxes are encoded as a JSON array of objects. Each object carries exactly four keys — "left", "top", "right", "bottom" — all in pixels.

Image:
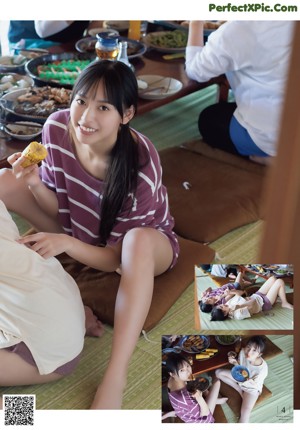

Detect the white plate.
[
  {"left": 103, "top": 21, "right": 130, "bottom": 32},
  {"left": 88, "top": 27, "right": 119, "bottom": 37},
  {"left": 137, "top": 75, "right": 182, "bottom": 100},
  {"left": 4, "top": 121, "right": 42, "bottom": 140}
]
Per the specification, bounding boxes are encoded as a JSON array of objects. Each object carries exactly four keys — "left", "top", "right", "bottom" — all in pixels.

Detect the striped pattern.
[
  {"left": 168, "top": 387, "right": 215, "bottom": 423},
  {"left": 40, "top": 110, "right": 179, "bottom": 259}
]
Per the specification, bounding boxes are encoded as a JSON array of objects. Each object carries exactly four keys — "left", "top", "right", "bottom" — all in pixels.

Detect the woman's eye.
[
  {"left": 76, "top": 98, "right": 85, "bottom": 105},
  {"left": 99, "top": 105, "right": 109, "bottom": 111}
]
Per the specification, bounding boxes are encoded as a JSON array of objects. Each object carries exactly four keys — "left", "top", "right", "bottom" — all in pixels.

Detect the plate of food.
[
  {"left": 186, "top": 376, "right": 210, "bottom": 394},
  {"left": 143, "top": 30, "right": 188, "bottom": 53},
  {"left": 0, "top": 55, "right": 28, "bottom": 73},
  {"left": 137, "top": 75, "right": 182, "bottom": 100},
  {"left": 25, "top": 52, "right": 95, "bottom": 89},
  {"left": 215, "top": 335, "right": 240, "bottom": 346},
  {"left": 177, "top": 335, "right": 210, "bottom": 354},
  {"left": 3, "top": 121, "right": 42, "bottom": 141},
  {"left": 103, "top": 20, "right": 130, "bottom": 32},
  {"left": 0, "top": 86, "right": 71, "bottom": 122},
  {"left": 0, "top": 73, "right": 33, "bottom": 95},
  {"left": 231, "top": 365, "right": 249, "bottom": 382},
  {"left": 76, "top": 36, "right": 147, "bottom": 60}
]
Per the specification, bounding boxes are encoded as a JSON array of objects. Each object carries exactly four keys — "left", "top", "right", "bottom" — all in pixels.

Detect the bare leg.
[
  {"left": 0, "top": 168, "right": 62, "bottom": 233},
  {"left": 90, "top": 227, "right": 174, "bottom": 409},
  {"left": 0, "top": 349, "right": 63, "bottom": 386},
  {"left": 215, "top": 368, "right": 243, "bottom": 397},
  {"left": 206, "top": 379, "right": 228, "bottom": 414},
  {"left": 239, "top": 391, "right": 259, "bottom": 423},
  {"left": 265, "top": 279, "right": 293, "bottom": 309},
  {"left": 257, "top": 275, "right": 277, "bottom": 295}
]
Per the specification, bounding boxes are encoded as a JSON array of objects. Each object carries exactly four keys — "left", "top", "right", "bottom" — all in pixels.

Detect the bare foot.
[
  {"left": 281, "top": 302, "right": 293, "bottom": 310},
  {"left": 216, "top": 397, "right": 228, "bottom": 405},
  {"left": 84, "top": 306, "right": 104, "bottom": 337}
]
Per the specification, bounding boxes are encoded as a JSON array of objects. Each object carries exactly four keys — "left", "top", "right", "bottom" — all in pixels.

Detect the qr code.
[{"left": 4, "top": 395, "right": 35, "bottom": 426}]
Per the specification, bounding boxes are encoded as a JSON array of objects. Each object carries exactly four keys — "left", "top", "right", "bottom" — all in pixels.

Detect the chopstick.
[{"left": 0, "top": 120, "right": 43, "bottom": 128}]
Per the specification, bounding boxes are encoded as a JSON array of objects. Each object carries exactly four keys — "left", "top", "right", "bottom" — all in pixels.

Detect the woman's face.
[
  {"left": 202, "top": 297, "right": 215, "bottom": 305},
  {"left": 244, "top": 343, "right": 262, "bottom": 362},
  {"left": 70, "top": 80, "right": 130, "bottom": 151},
  {"left": 173, "top": 361, "right": 193, "bottom": 382},
  {"left": 217, "top": 304, "right": 229, "bottom": 316}
]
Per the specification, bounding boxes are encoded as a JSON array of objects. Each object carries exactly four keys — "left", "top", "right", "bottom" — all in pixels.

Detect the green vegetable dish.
[{"left": 149, "top": 30, "right": 188, "bottom": 49}]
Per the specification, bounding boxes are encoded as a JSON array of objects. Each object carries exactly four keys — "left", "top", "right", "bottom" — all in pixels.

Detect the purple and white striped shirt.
[
  {"left": 168, "top": 387, "right": 215, "bottom": 423},
  {"left": 39, "top": 109, "right": 179, "bottom": 264}
]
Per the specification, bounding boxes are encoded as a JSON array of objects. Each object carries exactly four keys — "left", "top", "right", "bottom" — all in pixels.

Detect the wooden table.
[
  {"left": 0, "top": 42, "right": 229, "bottom": 168},
  {"left": 242, "top": 265, "right": 294, "bottom": 289}
]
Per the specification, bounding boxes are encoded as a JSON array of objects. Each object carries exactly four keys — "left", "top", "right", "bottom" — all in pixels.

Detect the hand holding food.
[{"left": 21, "top": 141, "right": 48, "bottom": 168}]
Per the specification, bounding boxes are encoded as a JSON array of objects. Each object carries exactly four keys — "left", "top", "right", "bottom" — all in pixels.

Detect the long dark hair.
[{"left": 70, "top": 60, "right": 141, "bottom": 245}]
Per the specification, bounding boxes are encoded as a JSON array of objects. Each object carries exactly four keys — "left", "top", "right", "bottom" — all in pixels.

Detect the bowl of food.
[
  {"left": 215, "top": 335, "right": 240, "bottom": 346},
  {"left": 0, "top": 55, "right": 28, "bottom": 73},
  {"left": 0, "top": 73, "right": 33, "bottom": 95},
  {"left": 231, "top": 365, "right": 249, "bottom": 382},
  {"left": 143, "top": 30, "right": 188, "bottom": 53},
  {"left": 3, "top": 121, "right": 43, "bottom": 141},
  {"left": 186, "top": 376, "right": 210, "bottom": 394}
]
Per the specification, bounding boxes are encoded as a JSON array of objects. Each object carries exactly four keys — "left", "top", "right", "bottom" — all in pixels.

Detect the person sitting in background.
[
  {"left": 8, "top": 20, "right": 90, "bottom": 49},
  {"left": 211, "top": 264, "right": 237, "bottom": 279},
  {"left": 185, "top": 21, "right": 295, "bottom": 165}
]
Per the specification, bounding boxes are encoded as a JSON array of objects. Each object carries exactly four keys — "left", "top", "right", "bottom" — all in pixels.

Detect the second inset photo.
[{"left": 195, "top": 264, "right": 294, "bottom": 331}]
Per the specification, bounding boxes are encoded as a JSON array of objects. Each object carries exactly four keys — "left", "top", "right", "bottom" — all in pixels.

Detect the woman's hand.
[
  {"left": 7, "top": 152, "right": 42, "bottom": 188},
  {"left": 18, "top": 232, "right": 72, "bottom": 258}
]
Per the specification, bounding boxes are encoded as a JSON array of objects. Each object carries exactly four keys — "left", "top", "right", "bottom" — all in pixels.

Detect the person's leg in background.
[{"left": 198, "top": 102, "right": 239, "bottom": 154}]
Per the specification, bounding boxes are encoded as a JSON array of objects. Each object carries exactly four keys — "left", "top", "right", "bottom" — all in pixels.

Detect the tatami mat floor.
[{"left": 1, "top": 87, "right": 268, "bottom": 410}]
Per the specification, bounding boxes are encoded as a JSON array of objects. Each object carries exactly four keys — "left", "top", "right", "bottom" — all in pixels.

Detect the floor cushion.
[
  {"left": 220, "top": 381, "right": 272, "bottom": 419},
  {"left": 57, "top": 235, "right": 215, "bottom": 332},
  {"left": 160, "top": 140, "right": 266, "bottom": 243}
]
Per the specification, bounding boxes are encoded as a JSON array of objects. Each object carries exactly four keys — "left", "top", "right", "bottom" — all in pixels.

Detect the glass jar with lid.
[{"left": 95, "top": 32, "right": 119, "bottom": 60}]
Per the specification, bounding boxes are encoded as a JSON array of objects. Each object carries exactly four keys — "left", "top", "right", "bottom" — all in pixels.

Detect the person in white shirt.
[
  {"left": 0, "top": 200, "right": 86, "bottom": 409},
  {"left": 185, "top": 21, "right": 294, "bottom": 164},
  {"left": 215, "top": 336, "right": 268, "bottom": 422},
  {"left": 210, "top": 275, "right": 293, "bottom": 321}
]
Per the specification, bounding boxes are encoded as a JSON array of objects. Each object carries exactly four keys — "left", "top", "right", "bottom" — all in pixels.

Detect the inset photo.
[
  {"left": 161, "top": 334, "right": 293, "bottom": 423},
  {"left": 195, "top": 264, "right": 293, "bottom": 330}
]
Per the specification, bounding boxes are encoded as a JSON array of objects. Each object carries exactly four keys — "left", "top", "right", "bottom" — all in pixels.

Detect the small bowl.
[
  {"left": 0, "top": 55, "right": 27, "bottom": 73},
  {"left": 4, "top": 121, "right": 42, "bottom": 141}
]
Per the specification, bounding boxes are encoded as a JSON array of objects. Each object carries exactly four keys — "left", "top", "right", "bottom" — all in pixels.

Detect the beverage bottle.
[
  {"left": 95, "top": 32, "right": 119, "bottom": 60},
  {"left": 128, "top": 21, "right": 141, "bottom": 40},
  {"left": 117, "top": 41, "right": 131, "bottom": 68}
]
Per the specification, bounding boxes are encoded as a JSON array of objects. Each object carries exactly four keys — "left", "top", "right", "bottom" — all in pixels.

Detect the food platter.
[
  {"left": 0, "top": 86, "right": 71, "bottom": 122},
  {"left": 3, "top": 121, "right": 42, "bottom": 140},
  {"left": 137, "top": 75, "right": 182, "bottom": 100},
  {"left": 231, "top": 365, "right": 250, "bottom": 382},
  {"left": 143, "top": 30, "right": 188, "bottom": 53},
  {"left": 177, "top": 335, "right": 210, "bottom": 354},
  {"left": 215, "top": 335, "right": 240, "bottom": 346},
  {"left": 25, "top": 52, "right": 95, "bottom": 89},
  {"left": 0, "top": 73, "right": 33, "bottom": 96},
  {"left": 75, "top": 36, "right": 147, "bottom": 60}
]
